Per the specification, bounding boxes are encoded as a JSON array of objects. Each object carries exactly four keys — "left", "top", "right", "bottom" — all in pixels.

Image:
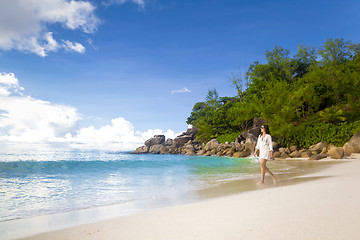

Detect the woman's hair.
[{"left": 262, "top": 125, "right": 270, "bottom": 135}]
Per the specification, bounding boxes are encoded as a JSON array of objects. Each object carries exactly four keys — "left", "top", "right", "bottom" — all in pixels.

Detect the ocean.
[{"left": 0, "top": 150, "right": 294, "bottom": 239}]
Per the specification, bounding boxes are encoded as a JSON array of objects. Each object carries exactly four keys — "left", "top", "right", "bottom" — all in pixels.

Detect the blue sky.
[{"left": 0, "top": 0, "right": 359, "bottom": 150}]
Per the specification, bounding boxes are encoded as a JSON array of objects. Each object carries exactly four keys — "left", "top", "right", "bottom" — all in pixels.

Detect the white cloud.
[
  {"left": 103, "top": 0, "right": 146, "bottom": 9},
  {"left": 0, "top": 0, "right": 100, "bottom": 56},
  {"left": 62, "top": 40, "right": 85, "bottom": 53},
  {"left": 171, "top": 87, "right": 191, "bottom": 95},
  {"left": 138, "top": 128, "right": 178, "bottom": 142},
  {"left": 0, "top": 73, "right": 177, "bottom": 151},
  {"left": 0, "top": 73, "right": 24, "bottom": 96}
]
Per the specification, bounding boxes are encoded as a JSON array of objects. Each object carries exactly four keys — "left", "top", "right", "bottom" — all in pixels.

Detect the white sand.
[{"left": 23, "top": 155, "right": 360, "bottom": 240}]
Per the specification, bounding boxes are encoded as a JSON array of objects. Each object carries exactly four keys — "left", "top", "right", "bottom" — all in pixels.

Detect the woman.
[{"left": 254, "top": 125, "right": 276, "bottom": 184}]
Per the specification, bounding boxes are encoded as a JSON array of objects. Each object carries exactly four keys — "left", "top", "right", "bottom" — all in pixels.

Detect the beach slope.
[{"left": 24, "top": 155, "right": 360, "bottom": 240}]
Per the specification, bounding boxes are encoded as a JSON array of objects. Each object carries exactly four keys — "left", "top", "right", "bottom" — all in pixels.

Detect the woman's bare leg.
[
  {"left": 265, "top": 167, "right": 276, "bottom": 183},
  {"left": 257, "top": 158, "right": 267, "bottom": 184},
  {"left": 258, "top": 158, "right": 276, "bottom": 184}
]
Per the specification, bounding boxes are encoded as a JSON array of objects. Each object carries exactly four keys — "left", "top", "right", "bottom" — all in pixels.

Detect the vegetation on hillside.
[{"left": 187, "top": 38, "right": 360, "bottom": 147}]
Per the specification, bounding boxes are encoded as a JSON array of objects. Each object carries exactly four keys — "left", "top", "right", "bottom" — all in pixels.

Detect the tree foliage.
[{"left": 187, "top": 38, "right": 360, "bottom": 146}]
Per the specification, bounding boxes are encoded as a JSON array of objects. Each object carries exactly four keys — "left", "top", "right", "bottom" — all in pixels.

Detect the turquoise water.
[{"left": 0, "top": 150, "right": 262, "bottom": 222}]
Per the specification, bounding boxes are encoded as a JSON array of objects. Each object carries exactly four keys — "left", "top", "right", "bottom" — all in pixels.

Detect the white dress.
[{"left": 255, "top": 134, "right": 273, "bottom": 160}]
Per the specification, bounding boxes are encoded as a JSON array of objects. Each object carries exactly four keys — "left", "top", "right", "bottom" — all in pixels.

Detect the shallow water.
[
  {"left": 0, "top": 150, "right": 337, "bottom": 239},
  {"left": 0, "top": 150, "right": 285, "bottom": 222}
]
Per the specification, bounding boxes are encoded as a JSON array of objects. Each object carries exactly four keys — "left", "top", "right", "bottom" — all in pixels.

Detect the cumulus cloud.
[
  {"left": 0, "top": 0, "right": 100, "bottom": 56},
  {"left": 171, "top": 87, "right": 191, "bottom": 95},
  {"left": 0, "top": 73, "right": 177, "bottom": 151},
  {"left": 0, "top": 73, "right": 24, "bottom": 96}
]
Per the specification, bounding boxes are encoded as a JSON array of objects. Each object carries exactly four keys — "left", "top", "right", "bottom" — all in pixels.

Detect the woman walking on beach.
[{"left": 254, "top": 125, "right": 276, "bottom": 184}]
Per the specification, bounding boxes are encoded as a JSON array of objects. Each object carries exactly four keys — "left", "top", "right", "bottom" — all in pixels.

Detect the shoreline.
[{"left": 12, "top": 155, "right": 359, "bottom": 240}]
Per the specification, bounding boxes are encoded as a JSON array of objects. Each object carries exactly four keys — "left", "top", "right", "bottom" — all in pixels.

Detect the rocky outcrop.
[
  {"left": 145, "top": 135, "right": 165, "bottom": 147},
  {"left": 204, "top": 139, "right": 220, "bottom": 152},
  {"left": 173, "top": 128, "right": 198, "bottom": 147},
  {"left": 131, "top": 125, "right": 360, "bottom": 161},
  {"left": 164, "top": 138, "right": 173, "bottom": 146},
  {"left": 132, "top": 145, "right": 148, "bottom": 154},
  {"left": 131, "top": 129, "right": 198, "bottom": 154},
  {"left": 149, "top": 144, "right": 162, "bottom": 154}
]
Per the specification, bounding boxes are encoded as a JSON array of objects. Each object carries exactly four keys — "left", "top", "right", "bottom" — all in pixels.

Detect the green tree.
[{"left": 318, "top": 38, "right": 360, "bottom": 66}]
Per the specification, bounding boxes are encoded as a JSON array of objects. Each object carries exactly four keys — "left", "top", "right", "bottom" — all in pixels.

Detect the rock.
[
  {"left": 301, "top": 150, "right": 312, "bottom": 158},
  {"left": 216, "top": 151, "right": 225, "bottom": 156},
  {"left": 209, "top": 148, "right": 217, "bottom": 155},
  {"left": 216, "top": 144, "right": 224, "bottom": 152},
  {"left": 223, "top": 142, "right": 233, "bottom": 149},
  {"left": 311, "top": 151, "right": 318, "bottom": 155},
  {"left": 348, "top": 131, "right": 360, "bottom": 153},
  {"left": 204, "top": 139, "right": 220, "bottom": 152},
  {"left": 289, "top": 145, "right": 297, "bottom": 152},
  {"left": 224, "top": 147, "right": 235, "bottom": 156},
  {"left": 185, "top": 144, "right": 195, "bottom": 151},
  {"left": 272, "top": 141, "right": 279, "bottom": 151},
  {"left": 233, "top": 151, "right": 250, "bottom": 158},
  {"left": 203, "top": 151, "right": 212, "bottom": 156},
  {"left": 244, "top": 139, "right": 256, "bottom": 153},
  {"left": 241, "top": 132, "right": 258, "bottom": 145},
  {"left": 164, "top": 138, "right": 173, "bottom": 146},
  {"left": 184, "top": 148, "right": 196, "bottom": 156},
  {"left": 328, "top": 146, "right": 344, "bottom": 159},
  {"left": 273, "top": 151, "right": 281, "bottom": 158},
  {"left": 173, "top": 135, "right": 193, "bottom": 147},
  {"left": 309, "top": 154, "right": 327, "bottom": 160},
  {"left": 184, "top": 144, "right": 195, "bottom": 155},
  {"left": 235, "top": 118, "right": 269, "bottom": 143},
  {"left": 280, "top": 152, "right": 288, "bottom": 159},
  {"left": 185, "top": 127, "right": 198, "bottom": 136},
  {"left": 217, "top": 143, "right": 232, "bottom": 152},
  {"left": 131, "top": 145, "right": 148, "bottom": 154},
  {"left": 234, "top": 142, "right": 241, "bottom": 151},
  {"left": 278, "top": 147, "right": 290, "bottom": 154},
  {"left": 343, "top": 142, "right": 353, "bottom": 156},
  {"left": 309, "top": 142, "right": 326, "bottom": 154},
  {"left": 320, "top": 147, "right": 328, "bottom": 155},
  {"left": 168, "top": 145, "right": 178, "bottom": 154},
  {"left": 197, "top": 149, "right": 206, "bottom": 156},
  {"left": 145, "top": 135, "right": 165, "bottom": 147},
  {"left": 194, "top": 144, "right": 202, "bottom": 150},
  {"left": 160, "top": 146, "right": 170, "bottom": 154},
  {"left": 149, "top": 144, "right": 162, "bottom": 154},
  {"left": 172, "top": 128, "right": 198, "bottom": 148},
  {"left": 289, "top": 150, "right": 301, "bottom": 158}
]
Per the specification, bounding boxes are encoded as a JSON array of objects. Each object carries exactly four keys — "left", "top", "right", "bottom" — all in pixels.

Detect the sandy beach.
[{"left": 21, "top": 154, "right": 360, "bottom": 240}]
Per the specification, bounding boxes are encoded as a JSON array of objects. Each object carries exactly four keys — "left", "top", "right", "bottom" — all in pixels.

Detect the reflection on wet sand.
[{"left": 195, "top": 159, "right": 343, "bottom": 200}]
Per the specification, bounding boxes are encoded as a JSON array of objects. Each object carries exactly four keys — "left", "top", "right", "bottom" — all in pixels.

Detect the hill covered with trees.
[{"left": 187, "top": 38, "right": 360, "bottom": 148}]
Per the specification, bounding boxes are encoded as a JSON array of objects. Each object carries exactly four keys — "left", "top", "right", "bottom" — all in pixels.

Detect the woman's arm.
[
  {"left": 254, "top": 148, "right": 258, "bottom": 157},
  {"left": 268, "top": 135, "right": 274, "bottom": 159}
]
